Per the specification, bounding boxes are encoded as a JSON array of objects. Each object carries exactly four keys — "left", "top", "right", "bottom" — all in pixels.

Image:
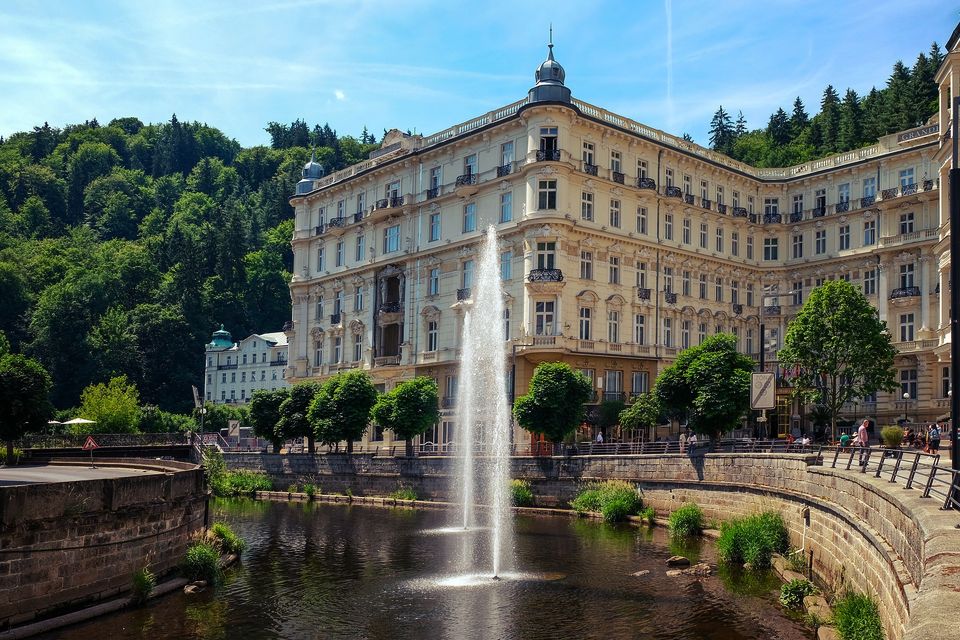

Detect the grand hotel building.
[{"left": 285, "top": 34, "right": 960, "bottom": 447}]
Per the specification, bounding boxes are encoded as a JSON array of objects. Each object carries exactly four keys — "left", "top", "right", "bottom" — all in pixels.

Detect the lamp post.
[{"left": 902, "top": 392, "right": 910, "bottom": 426}]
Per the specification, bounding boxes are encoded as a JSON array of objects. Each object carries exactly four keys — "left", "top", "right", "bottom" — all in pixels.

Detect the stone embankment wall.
[
  {"left": 0, "top": 459, "right": 208, "bottom": 629},
  {"left": 226, "top": 451, "right": 960, "bottom": 640}
]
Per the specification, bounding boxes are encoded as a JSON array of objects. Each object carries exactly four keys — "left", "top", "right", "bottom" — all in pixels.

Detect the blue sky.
[{"left": 1, "top": 1, "right": 956, "bottom": 148}]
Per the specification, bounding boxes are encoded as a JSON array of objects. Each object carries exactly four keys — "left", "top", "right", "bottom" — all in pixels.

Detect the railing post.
[
  {"left": 922, "top": 465, "right": 938, "bottom": 498},
  {"left": 860, "top": 448, "right": 871, "bottom": 473},
  {"left": 905, "top": 452, "right": 921, "bottom": 489},
  {"left": 889, "top": 450, "right": 904, "bottom": 483},
  {"left": 875, "top": 449, "right": 886, "bottom": 478},
  {"left": 831, "top": 447, "right": 841, "bottom": 468}
]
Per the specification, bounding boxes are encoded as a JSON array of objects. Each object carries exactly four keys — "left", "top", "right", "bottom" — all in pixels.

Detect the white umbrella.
[
  {"left": 47, "top": 420, "right": 62, "bottom": 425},
  {"left": 62, "top": 418, "right": 96, "bottom": 425}
]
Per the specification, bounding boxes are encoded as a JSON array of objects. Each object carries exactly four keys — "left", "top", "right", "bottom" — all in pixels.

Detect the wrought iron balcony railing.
[
  {"left": 455, "top": 173, "right": 477, "bottom": 187},
  {"left": 701, "top": 198, "right": 712, "bottom": 210},
  {"left": 527, "top": 268, "right": 564, "bottom": 282},
  {"left": 217, "top": 363, "right": 238, "bottom": 370},
  {"left": 890, "top": 286, "right": 921, "bottom": 299},
  {"left": 901, "top": 183, "right": 918, "bottom": 196},
  {"left": 536, "top": 149, "right": 561, "bottom": 162},
  {"left": 379, "top": 301, "right": 402, "bottom": 313},
  {"left": 353, "top": 211, "right": 364, "bottom": 223},
  {"left": 835, "top": 200, "right": 850, "bottom": 213},
  {"left": 812, "top": 206, "right": 826, "bottom": 218},
  {"left": 664, "top": 186, "right": 683, "bottom": 198},
  {"left": 315, "top": 224, "right": 325, "bottom": 235},
  {"left": 269, "top": 358, "right": 287, "bottom": 367},
  {"left": 732, "top": 303, "right": 743, "bottom": 315},
  {"left": 922, "top": 179, "right": 934, "bottom": 191},
  {"left": 684, "top": 193, "right": 695, "bottom": 205},
  {"left": 426, "top": 187, "right": 439, "bottom": 200},
  {"left": 456, "top": 288, "right": 471, "bottom": 301},
  {"left": 583, "top": 163, "right": 599, "bottom": 176},
  {"left": 390, "top": 196, "right": 404, "bottom": 207},
  {"left": 636, "top": 177, "right": 656, "bottom": 190},
  {"left": 330, "top": 313, "right": 342, "bottom": 325},
  {"left": 636, "top": 287, "right": 651, "bottom": 301},
  {"left": 664, "top": 291, "right": 678, "bottom": 304},
  {"left": 763, "top": 305, "right": 781, "bottom": 315},
  {"left": 859, "top": 195, "right": 876, "bottom": 207},
  {"left": 496, "top": 163, "right": 512, "bottom": 177},
  {"left": 732, "top": 207, "right": 748, "bottom": 218},
  {"left": 328, "top": 217, "right": 346, "bottom": 228},
  {"left": 881, "top": 187, "right": 899, "bottom": 200},
  {"left": 717, "top": 203, "right": 727, "bottom": 215},
  {"left": 789, "top": 212, "right": 803, "bottom": 223},
  {"left": 612, "top": 170, "right": 624, "bottom": 184},
  {"left": 375, "top": 198, "right": 389, "bottom": 209},
  {"left": 763, "top": 213, "right": 782, "bottom": 224}
]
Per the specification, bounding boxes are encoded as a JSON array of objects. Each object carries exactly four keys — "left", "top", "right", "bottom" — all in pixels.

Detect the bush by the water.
[
  {"left": 786, "top": 548, "right": 808, "bottom": 573},
  {"left": 182, "top": 542, "right": 221, "bottom": 583},
  {"left": 131, "top": 567, "right": 156, "bottom": 604},
  {"left": 668, "top": 503, "right": 705, "bottom": 538},
  {"left": 640, "top": 506, "right": 656, "bottom": 524},
  {"left": 716, "top": 512, "right": 789, "bottom": 569},
  {"left": 510, "top": 479, "right": 534, "bottom": 507},
  {"left": 303, "top": 483, "right": 317, "bottom": 499},
  {"left": 211, "top": 470, "right": 273, "bottom": 497},
  {"left": 0, "top": 447, "right": 23, "bottom": 465},
  {"left": 570, "top": 480, "right": 642, "bottom": 523},
  {"left": 833, "top": 591, "right": 884, "bottom": 640},
  {"left": 390, "top": 487, "right": 418, "bottom": 501},
  {"left": 880, "top": 426, "right": 903, "bottom": 449},
  {"left": 211, "top": 522, "right": 245, "bottom": 555},
  {"left": 779, "top": 578, "right": 817, "bottom": 609}
]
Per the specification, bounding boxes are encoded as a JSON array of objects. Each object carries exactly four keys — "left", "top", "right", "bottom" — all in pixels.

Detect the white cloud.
[{"left": 334, "top": 89, "right": 346, "bottom": 101}]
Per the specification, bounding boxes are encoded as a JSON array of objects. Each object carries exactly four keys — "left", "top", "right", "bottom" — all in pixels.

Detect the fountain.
[{"left": 453, "top": 225, "right": 514, "bottom": 579}]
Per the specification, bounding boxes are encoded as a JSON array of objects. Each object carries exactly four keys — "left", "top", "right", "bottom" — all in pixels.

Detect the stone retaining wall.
[
  {"left": 0, "top": 460, "right": 208, "bottom": 629},
  {"left": 225, "top": 451, "right": 960, "bottom": 640}
]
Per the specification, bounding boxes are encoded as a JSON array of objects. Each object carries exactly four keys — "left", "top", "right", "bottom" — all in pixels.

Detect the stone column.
[
  {"left": 878, "top": 261, "right": 890, "bottom": 325},
  {"left": 919, "top": 255, "right": 932, "bottom": 334},
  {"left": 939, "top": 265, "right": 949, "bottom": 333}
]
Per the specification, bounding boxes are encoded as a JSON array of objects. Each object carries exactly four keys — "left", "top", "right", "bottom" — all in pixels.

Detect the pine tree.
[
  {"left": 883, "top": 61, "right": 912, "bottom": 133},
  {"left": 734, "top": 111, "right": 747, "bottom": 138},
  {"left": 708, "top": 106, "right": 734, "bottom": 153},
  {"left": 909, "top": 52, "right": 937, "bottom": 126},
  {"left": 819, "top": 86, "right": 841, "bottom": 153},
  {"left": 790, "top": 97, "right": 809, "bottom": 139},
  {"left": 766, "top": 108, "right": 791, "bottom": 146},
  {"left": 860, "top": 87, "right": 885, "bottom": 142},
  {"left": 837, "top": 89, "right": 863, "bottom": 151}
]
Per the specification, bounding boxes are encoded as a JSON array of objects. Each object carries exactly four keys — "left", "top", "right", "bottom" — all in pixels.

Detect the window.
[
  {"left": 682, "top": 218, "right": 691, "bottom": 244},
  {"left": 581, "top": 192, "right": 594, "bottom": 221},
  {"left": 792, "top": 233, "right": 804, "bottom": 259},
  {"left": 637, "top": 160, "right": 648, "bottom": 180},
  {"left": 792, "top": 194, "right": 804, "bottom": 214},
  {"left": 899, "top": 263, "right": 915, "bottom": 289},
  {"left": 715, "top": 228, "right": 724, "bottom": 252},
  {"left": 231, "top": 372, "right": 235, "bottom": 383},
  {"left": 665, "top": 168, "right": 674, "bottom": 187},
  {"left": 683, "top": 174, "right": 692, "bottom": 195},
  {"left": 428, "top": 267, "right": 440, "bottom": 296},
  {"left": 634, "top": 314, "right": 645, "bottom": 344},
  {"left": 863, "top": 177, "right": 876, "bottom": 199},
  {"left": 899, "top": 212, "right": 914, "bottom": 235},
  {"left": 663, "top": 318, "right": 673, "bottom": 347},
  {"left": 463, "top": 153, "right": 477, "bottom": 176},
  {"left": 944, "top": 365, "right": 952, "bottom": 398},
  {"left": 500, "top": 192, "right": 512, "bottom": 223},
  {"left": 538, "top": 180, "right": 557, "bottom": 209},
  {"left": 462, "top": 259, "right": 475, "bottom": 290},
  {"left": 353, "top": 333, "right": 363, "bottom": 362},
  {"left": 681, "top": 320, "right": 690, "bottom": 348},
  {"left": 899, "top": 168, "right": 915, "bottom": 188},
  {"left": 333, "top": 290, "right": 343, "bottom": 315},
  {"left": 609, "top": 256, "right": 620, "bottom": 284},
  {"left": 838, "top": 225, "right": 850, "bottom": 250},
  {"left": 698, "top": 274, "right": 707, "bottom": 299},
  {"left": 900, "top": 313, "right": 915, "bottom": 342},
  {"left": 609, "top": 199, "right": 621, "bottom": 228},
  {"left": 386, "top": 181, "right": 400, "bottom": 199},
  {"left": 242, "top": 354, "right": 247, "bottom": 365},
  {"left": 317, "top": 246, "right": 325, "bottom": 272},
  {"left": 900, "top": 369, "right": 917, "bottom": 399},
  {"left": 384, "top": 224, "right": 400, "bottom": 253},
  {"left": 764, "top": 198, "right": 779, "bottom": 215},
  {"left": 333, "top": 336, "right": 342, "bottom": 363},
  {"left": 605, "top": 370, "right": 623, "bottom": 398},
  {"left": 863, "top": 268, "right": 877, "bottom": 295},
  {"left": 815, "top": 188, "right": 826, "bottom": 212},
  {"left": 864, "top": 220, "right": 876, "bottom": 246},
  {"left": 503, "top": 307, "right": 510, "bottom": 341},
  {"left": 731, "top": 281, "right": 739, "bottom": 304},
  {"left": 716, "top": 185, "right": 724, "bottom": 205},
  {"left": 535, "top": 300, "right": 555, "bottom": 335},
  {"left": 579, "top": 307, "right": 592, "bottom": 340},
  {"left": 747, "top": 196, "right": 755, "bottom": 214},
  {"left": 500, "top": 251, "right": 512, "bottom": 280},
  {"left": 637, "top": 207, "right": 648, "bottom": 234},
  {"left": 501, "top": 141, "right": 514, "bottom": 166},
  {"left": 240, "top": 389, "right": 245, "bottom": 401},
  {"left": 582, "top": 141, "right": 595, "bottom": 165},
  {"left": 733, "top": 191, "right": 740, "bottom": 209},
  {"left": 731, "top": 231, "right": 739, "bottom": 256},
  {"left": 698, "top": 322, "right": 707, "bottom": 344},
  {"left": 337, "top": 199, "right": 345, "bottom": 218},
  {"left": 636, "top": 263, "right": 647, "bottom": 287},
  {"left": 610, "top": 150, "right": 621, "bottom": 172},
  {"left": 336, "top": 240, "right": 344, "bottom": 267},
  {"left": 792, "top": 283, "right": 803, "bottom": 306},
  {"left": 815, "top": 230, "right": 826, "bottom": 255},
  {"left": 631, "top": 372, "right": 649, "bottom": 396},
  {"left": 664, "top": 214, "right": 674, "bottom": 240},
  {"left": 662, "top": 267, "right": 673, "bottom": 293},
  {"left": 746, "top": 236, "right": 754, "bottom": 259},
  {"left": 715, "top": 276, "right": 723, "bottom": 302},
  {"left": 580, "top": 251, "right": 593, "bottom": 280},
  {"left": 445, "top": 375, "right": 458, "bottom": 403},
  {"left": 746, "top": 328, "right": 754, "bottom": 354},
  {"left": 539, "top": 127, "right": 558, "bottom": 153},
  {"left": 314, "top": 342, "right": 323, "bottom": 367},
  {"left": 429, "top": 166, "right": 441, "bottom": 190},
  {"left": 536, "top": 242, "right": 556, "bottom": 269},
  {"left": 838, "top": 183, "right": 850, "bottom": 204},
  {"left": 463, "top": 203, "right": 477, "bottom": 233},
  {"left": 699, "top": 222, "right": 708, "bottom": 248},
  {"left": 763, "top": 238, "right": 778, "bottom": 260},
  {"left": 700, "top": 179, "right": 709, "bottom": 201},
  {"left": 354, "top": 285, "right": 364, "bottom": 311},
  {"left": 355, "top": 234, "right": 366, "bottom": 261},
  {"left": 607, "top": 310, "right": 619, "bottom": 343},
  {"left": 429, "top": 212, "right": 441, "bottom": 242},
  {"left": 682, "top": 270, "right": 691, "bottom": 296}
]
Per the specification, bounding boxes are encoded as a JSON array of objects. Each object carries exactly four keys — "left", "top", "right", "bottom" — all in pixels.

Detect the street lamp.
[{"left": 902, "top": 392, "right": 910, "bottom": 426}]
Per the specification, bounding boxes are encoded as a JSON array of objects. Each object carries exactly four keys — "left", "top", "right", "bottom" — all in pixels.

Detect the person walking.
[
  {"left": 596, "top": 430, "right": 604, "bottom": 445},
  {"left": 687, "top": 432, "right": 698, "bottom": 456},
  {"left": 857, "top": 419, "right": 870, "bottom": 466},
  {"left": 679, "top": 431, "right": 688, "bottom": 454}
]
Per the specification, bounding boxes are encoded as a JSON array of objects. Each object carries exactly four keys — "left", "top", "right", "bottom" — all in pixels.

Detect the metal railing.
[{"left": 18, "top": 432, "right": 191, "bottom": 448}]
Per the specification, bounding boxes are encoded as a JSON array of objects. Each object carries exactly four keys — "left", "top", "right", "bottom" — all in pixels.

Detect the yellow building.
[{"left": 287, "top": 34, "right": 960, "bottom": 448}]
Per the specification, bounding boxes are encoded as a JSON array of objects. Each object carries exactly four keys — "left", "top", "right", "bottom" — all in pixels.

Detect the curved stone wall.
[{"left": 0, "top": 459, "right": 208, "bottom": 629}]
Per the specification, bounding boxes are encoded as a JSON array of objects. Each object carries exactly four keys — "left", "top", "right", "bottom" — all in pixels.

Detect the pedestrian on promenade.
[
  {"left": 857, "top": 419, "right": 870, "bottom": 466},
  {"left": 596, "top": 431, "right": 604, "bottom": 445},
  {"left": 928, "top": 423, "right": 942, "bottom": 454},
  {"left": 688, "top": 432, "right": 698, "bottom": 456},
  {"left": 839, "top": 432, "right": 851, "bottom": 450},
  {"left": 679, "top": 431, "right": 688, "bottom": 454}
]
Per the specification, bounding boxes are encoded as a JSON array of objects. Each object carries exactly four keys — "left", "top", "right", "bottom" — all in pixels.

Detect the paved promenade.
[{"left": 0, "top": 464, "right": 163, "bottom": 487}]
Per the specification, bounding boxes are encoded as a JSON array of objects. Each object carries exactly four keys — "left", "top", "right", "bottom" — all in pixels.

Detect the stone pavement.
[{"left": 0, "top": 464, "right": 162, "bottom": 487}]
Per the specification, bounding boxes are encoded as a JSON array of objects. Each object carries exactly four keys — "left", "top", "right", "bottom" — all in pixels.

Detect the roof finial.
[{"left": 547, "top": 24, "right": 554, "bottom": 60}]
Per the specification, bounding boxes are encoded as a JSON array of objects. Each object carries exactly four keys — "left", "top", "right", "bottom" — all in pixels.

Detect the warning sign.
[
  {"left": 750, "top": 373, "right": 776, "bottom": 410},
  {"left": 81, "top": 435, "right": 100, "bottom": 451}
]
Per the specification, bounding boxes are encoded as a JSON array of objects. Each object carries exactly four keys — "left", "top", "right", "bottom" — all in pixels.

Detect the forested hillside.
[
  {"left": 705, "top": 43, "right": 944, "bottom": 166},
  {"left": 0, "top": 116, "right": 378, "bottom": 412}
]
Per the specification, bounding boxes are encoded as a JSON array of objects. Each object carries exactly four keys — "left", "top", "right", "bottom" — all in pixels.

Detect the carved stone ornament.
[
  {"left": 499, "top": 181, "right": 511, "bottom": 191},
  {"left": 611, "top": 187, "right": 623, "bottom": 197},
  {"left": 332, "top": 278, "right": 344, "bottom": 290},
  {"left": 585, "top": 179, "right": 595, "bottom": 189},
  {"left": 421, "top": 305, "right": 441, "bottom": 320},
  {"left": 838, "top": 215, "right": 848, "bottom": 224},
  {"left": 350, "top": 319, "right": 364, "bottom": 336},
  {"left": 310, "top": 327, "right": 325, "bottom": 340},
  {"left": 537, "top": 166, "right": 556, "bottom": 175},
  {"left": 863, "top": 210, "right": 876, "bottom": 221}
]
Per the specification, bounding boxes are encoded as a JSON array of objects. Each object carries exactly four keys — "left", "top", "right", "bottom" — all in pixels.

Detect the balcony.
[
  {"left": 269, "top": 358, "right": 287, "bottom": 367},
  {"left": 330, "top": 313, "right": 342, "bottom": 325},
  {"left": 390, "top": 196, "right": 404, "bottom": 208},
  {"left": 496, "top": 163, "right": 512, "bottom": 177},
  {"left": 881, "top": 187, "right": 899, "bottom": 200},
  {"left": 889, "top": 286, "right": 921, "bottom": 300},
  {"left": 455, "top": 173, "right": 477, "bottom": 187},
  {"left": 536, "top": 149, "right": 561, "bottom": 162},
  {"left": 456, "top": 288, "right": 471, "bottom": 301},
  {"left": 636, "top": 177, "right": 657, "bottom": 190},
  {"left": 732, "top": 303, "right": 743, "bottom": 315},
  {"left": 314, "top": 224, "right": 326, "bottom": 236},
  {"left": 812, "top": 207, "right": 826, "bottom": 218},
  {"left": 859, "top": 195, "right": 876, "bottom": 208},
  {"left": 612, "top": 170, "right": 625, "bottom": 184},
  {"left": 923, "top": 179, "right": 934, "bottom": 191},
  {"left": 789, "top": 212, "right": 803, "bottom": 223},
  {"left": 374, "top": 355, "right": 401, "bottom": 367},
  {"left": 636, "top": 287, "right": 651, "bottom": 301},
  {"left": 664, "top": 186, "right": 683, "bottom": 198},
  {"left": 717, "top": 203, "right": 727, "bottom": 215},
  {"left": 379, "top": 301, "right": 403, "bottom": 313},
  {"left": 684, "top": 193, "right": 695, "bottom": 205},
  {"left": 217, "top": 363, "right": 238, "bottom": 370},
  {"left": 763, "top": 213, "right": 782, "bottom": 224},
  {"left": 603, "top": 392, "right": 628, "bottom": 403},
  {"left": 375, "top": 198, "right": 389, "bottom": 210},
  {"left": 527, "top": 268, "right": 564, "bottom": 282},
  {"left": 441, "top": 396, "right": 456, "bottom": 409},
  {"left": 901, "top": 183, "right": 918, "bottom": 196},
  {"left": 426, "top": 187, "right": 440, "bottom": 200},
  {"left": 353, "top": 211, "right": 364, "bottom": 223},
  {"left": 328, "top": 217, "right": 346, "bottom": 228},
  {"left": 763, "top": 305, "right": 781, "bottom": 316},
  {"left": 732, "top": 207, "right": 748, "bottom": 218},
  {"left": 664, "top": 291, "right": 678, "bottom": 304},
  {"left": 701, "top": 198, "right": 712, "bottom": 210},
  {"left": 835, "top": 200, "right": 850, "bottom": 213}
]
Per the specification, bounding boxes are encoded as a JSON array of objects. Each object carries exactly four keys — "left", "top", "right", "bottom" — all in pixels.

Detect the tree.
[
  {"left": 308, "top": 371, "right": 377, "bottom": 453},
  {"left": 708, "top": 106, "right": 734, "bottom": 153},
  {"left": 370, "top": 376, "right": 439, "bottom": 457},
  {"left": 513, "top": 362, "right": 593, "bottom": 444},
  {"left": 0, "top": 354, "right": 52, "bottom": 462},
  {"left": 277, "top": 382, "right": 320, "bottom": 453},
  {"left": 837, "top": 88, "right": 863, "bottom": 151},
  {"left": 778, "top": 280, "right": 897, "bottom": 443},
  {"left": 619, "top": 392, "right": 662, "bottom": 441},
  {"left": 818, "top": 85, "right": 842, "bottom": 152},
  {"left": 734, "top": 111, "right": 747, "bottom": 138},
  {"left": 789, "top": 97, "right": 809, "bottom": 138},
  {"left": 766, "top": 108, "right": 791, "bottom": 146},
  {"left": 655, "top": 334, "right": 754, "bottom": 442},
  {"left": 78, "top": 375, "right": 141, "bottom": 434},
  {"left": 248, "top": 388, "right": 289, "bottom": 453}
]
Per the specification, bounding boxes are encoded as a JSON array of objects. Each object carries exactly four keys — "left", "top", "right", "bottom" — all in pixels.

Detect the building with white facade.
[
  {"left": 284, "top": 31, "right": 960, "bottom": 448},
  {"left": 203, "top": 325, "right": 289, "bottom": 405}
]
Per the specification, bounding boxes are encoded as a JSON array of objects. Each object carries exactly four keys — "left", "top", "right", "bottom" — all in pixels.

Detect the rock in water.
[
  {"left": 631, "top": 570, "right": 650, "bottom": 577},
  {"left": 666, "top": 556, "right": 690, "bottom": 567}
]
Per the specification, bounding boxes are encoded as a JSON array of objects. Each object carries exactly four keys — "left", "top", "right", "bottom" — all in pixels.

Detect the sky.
[{"left": 0, "top": 0, "right": 957, "bottom": 148}]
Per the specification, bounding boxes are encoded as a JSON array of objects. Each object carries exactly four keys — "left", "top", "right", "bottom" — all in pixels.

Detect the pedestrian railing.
[{"left": 18, "top": 432, "right": 191, "bottom": 448}]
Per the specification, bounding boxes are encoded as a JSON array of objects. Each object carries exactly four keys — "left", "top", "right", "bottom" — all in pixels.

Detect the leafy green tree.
[
  {"left": 78, "top": 375, "right": 141, "bottom": 434},
  {"left": 766, "top": 108, "right": 791, "bottom": 146},
  {"left": 656, "top": 334, "right": 754, "bottom": 442},
  {"left": 138, "top": 405, "right": 196, "bottom": 433},
  {"left": 837, "top": 88, "right": 863, "bottom": 151},
  {"left": 278, "top": 382, "right": 320, "bottom": 453},
  {"left": 619, "top": 392, "right": 662, "bottom": 440},
  {"left": 309, "top": 371, "right": 377, "bottom": 453},
  {"left": 818, "top": 85, "right": 841, "bottom": 152},
  {"left": 708, "top": 106, "right": 734, "bottom": 153},
  {"left": 596, "top": 399, "right": 626, "bottom": 437},
  {"left": 248, "top": 388, "right": 289, "bottom": 453},
  {"left": 778, "top": 280, "right": 897, "bottom": 442},
  {"left": 370, "top": 376, "right": 439, "bottom": 457},
  {"left": 513, "top": 362, "right": 593, "bottom": 445},
  {"left": 0, "top": 353, "right": 52, "bottom": 462},
  {"left": 789, "top": 97, "right": 809, "bottom": 138}
]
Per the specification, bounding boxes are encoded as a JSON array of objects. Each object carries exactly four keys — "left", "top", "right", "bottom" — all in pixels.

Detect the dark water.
[{"left": 43, "top": 500, "right": 812, "bottom": 640}]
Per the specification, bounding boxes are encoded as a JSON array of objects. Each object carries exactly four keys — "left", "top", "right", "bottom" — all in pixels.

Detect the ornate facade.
[{"left": 286, "top": 32, "right": 960, "bottom": 447}]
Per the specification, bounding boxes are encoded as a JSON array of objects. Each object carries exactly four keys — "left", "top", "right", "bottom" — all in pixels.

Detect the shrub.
[
  {"left": 131, "top": 567, "right": 156, "bottom": 604},
  {"left": 570, "top": 480, "right": 642, "bottom": 523},
  {"left": 211, "top": 522, "right": 245, "bottom": 555},
  {"left": 833, "top": 591, "right": 883, "bottom": 640},
  {"left": 780, "top": 578, "right": 817, "bottom": 609},
  {"left": 510, "top": 479, "right": 534, "bottom": 507},
  {"left": 0, "top": 447, "right": 23, "bottom": 465},
  {"left": 786, "top": 548, "right": 808, "bottom": 573},
  {"left": 286, "top": 483, "right": 299, "bottom": 494},
  {"left": 303, "top": 483, "right": 316, "bottom": 499},
  {"left": 639, "top": 506, "right": 656, "bottom": 524},
  {"left": 668, "top": 503, "right": 705, "bottom": 538},
  {"left": 716, "top": 512, "right": 789, "bottom": 569},
  {"left": 390, "top": 487, "right": 418, "bottom": 501},
  {"left": 182, "top": 542, "right": 221, "bottom": 583},
  {"left": 210, "top": 470, "right": 273, "bottom": 497},
  {"left": 880, "top": 426, "right": 903, "bottom": 449}
]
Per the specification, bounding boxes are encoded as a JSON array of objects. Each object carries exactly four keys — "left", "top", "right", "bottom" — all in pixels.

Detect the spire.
[
  {"left": 527, "top": 27, "right": 571, "bottom": 104},
  {"left": 548, "top": 24, "right": 554, "bottom": 60}
]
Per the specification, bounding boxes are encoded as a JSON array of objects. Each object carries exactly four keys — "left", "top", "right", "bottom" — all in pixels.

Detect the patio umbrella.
[
  {"left": 62, "top": 418, "right": 96, "bottom": 425},
  {"left": 47, "top": 420, "right": 62, "bottom": 424}
]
